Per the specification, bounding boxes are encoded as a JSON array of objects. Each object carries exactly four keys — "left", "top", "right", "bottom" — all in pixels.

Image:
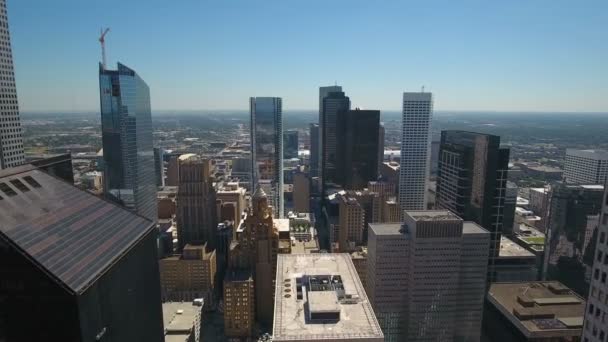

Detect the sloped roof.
[{"left": 0, "top": 165, "right": 155, "bottom": 295}]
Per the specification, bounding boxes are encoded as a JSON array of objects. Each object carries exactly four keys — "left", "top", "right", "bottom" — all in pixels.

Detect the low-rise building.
[{"left": 483, "top": 282, "right": 585, "bottom": 341}]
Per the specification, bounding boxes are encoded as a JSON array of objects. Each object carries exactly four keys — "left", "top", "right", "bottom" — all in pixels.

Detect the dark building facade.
[
  {"left": 283, "top": 130, "right": 298, "bottom": 159},
  {"left": 542, "top": 183, "right": 603, "bottom": 296},
  {"left": 436, "top": 130, "right": 510, "bottom": 278},
  {"left": 0, "top": 165, "right": 163, "bottom": 342},
  {"left": 153, "top": 147, "right": 164, "bottom": 187},
  {"left": 309, "top": 123, "right": 320, "bottom": 178},
  {"left": 337, "top": 109, "right": 380, "bottom": 189},
  {"left": 30, "top": 153, "right": 74, "bottom": 184},
  {"left": 321, "top": 91, "right": 350, "bottom": 192}
]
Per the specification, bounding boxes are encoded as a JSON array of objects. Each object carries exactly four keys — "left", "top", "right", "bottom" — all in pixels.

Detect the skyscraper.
[
  {"left": 283, "top": 129, "right": 298, "bottom": 159},
  {"left": 320, "top": 89, "right": 350, "bottom": 192},
  {"left": 0, "top": 0, "right": 24, "bottom": 170},
  {"left": 378, "top": 123, "right": 385, "bottom": 175},
  {"left": 564, "top": 149, "right": 608, "bottom": 185},
  {"left": 367, "top": 211, "right": 490, "bottom": 341},
  {"left": 318, "top": 85, "right": 342, "bottom": 181},
  {"left": 582, "top": 184, "right": 608, "bottom": 341},
  {"left": 99, "top": 62, "right": 157, "bottom": 221},
  {"left": 436, "top": 130, "right": 510, "bottom": 278},
  {"left": 399, "top": 92, "right": 432, "bottom": 214},
  {"left": 250, "top": 97, "right": 283, "bottom": 218},
  {"left": 0, "top": 165, "right": 164, "bottom": 341},
  {"left": 176, "top": 154, "right": 218, "bottom": 251},
  {"left": 309, "top": 123, "right": 320, "bottom": 178},
  {"left": 153, "top": 147, "right": 164, "bottom": 186},
  {"left": 337, "top": 109, "right": 380, "bottom": 189},
  {"left": 542, "top": 183, "right": 603, "bottom": 295}
]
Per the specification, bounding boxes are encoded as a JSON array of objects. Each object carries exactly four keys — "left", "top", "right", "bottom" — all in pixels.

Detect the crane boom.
[{"left": 99, "top": 28, "right": 110, "bottom": 70}]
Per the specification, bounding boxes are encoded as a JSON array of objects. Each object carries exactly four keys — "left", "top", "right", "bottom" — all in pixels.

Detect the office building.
[
  {"left": 223, "top": 269, "right": 255, "bottom": 338},
  {"left": 320, "top": 89, "right": 350, "bottom": 191},
  {"left": 351, "top": 247, "right": 369, "bottom": 293},
  {"left": 367, "top": 211, "right": 490, "bottom": 341},
  {"left": 503, "top": 181, "right": 518, "bottom": 235},
  {"left": 229, "top": 188, "right": 279, "bottom": 328},
  {"left": 582, "top": 184, "right": 608, "bottom": 342},
  {"left": 495, "top": 236, "right": 539, "bottom": 282},
  {"left": 436, "top": 130, "right": 510, "bottom": 279},
  {"left": 176, "top": 154, "right": 218, "bottom": 251},
  {"left": 564, "top": 149, "right": 608, "bottom": 185},
  {"left": 154, "top": 147, "right": 165, "bottom": 187},
  {"left": 29, "top": 153, "right": 74, "bottom": 184},
  {"left": 378, "top": 124, "right": 385, "bottom": 174},
  {"left": 163, "top": 301, "right": 203, "bottom": 342},
  {"left": 166, "top": 155, "right": 180, "bottom": 186},
  {"left": 272, "top": 254, "right": 384, "bottom": 342},
  {"left": 159, "top": 243, "right": 216, "bottom": 303},
  {"left": 380, "top": 161, "right": 400, "bottom": 195},
  {"left": 484, "top": 282, "right": 585, "bottom": 342},
  {"left": 250, "top": 97, "right": 283, "bottom": 218},
  {"left": 293, "top": 171, "right": 310, "bottom": 212},
  {"left": 0, "top": 0, "right": 24, "bottom": 170},
  {"left": 0, "top": 165, "right": 163, "bottom": 341},
  {"left": 543, "top": 184, "right": 604, "bottom": 296},
  {"left": 99, "top": 62, "right": 157, "bottom": 221},
  {"left": 283, "top": 129, "right": 298, "bottom": 159},
  {"left": 399, "top": 92, "right": 433, "bottom": 214},
  {"left": 309, "top": 123, "right": 320, "bottom": 178},
  {"left": 337, "top": 109, "right": 380, "bottom": 189},
  {"left": 338, "top": 193, "right": 366, "bottom": 252},
  {"left": 216, "top": 182, "right": 247, "bottom": 226}
]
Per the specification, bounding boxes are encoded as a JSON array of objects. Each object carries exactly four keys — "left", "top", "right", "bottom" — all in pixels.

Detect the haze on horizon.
[{"left": 7, "top": 0, "right": 608, "bottom": 113}]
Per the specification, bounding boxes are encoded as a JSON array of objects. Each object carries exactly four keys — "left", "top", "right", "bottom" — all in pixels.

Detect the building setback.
[
  {"left": 0, "top": 165, "right": 164, "bottom": 342},
  {"left": 176, "top": 154, "right": 218, "bottom": 251},
  {"left": 250, "top": 97, "right": 284, "bottom": 218},
  {"left": 399, "top": 92, "right": 433, "bottom": 214},
  {"left": 367, "top": 211, "right": 490, "bottom": 341},
  {"left": 99, "top": 62, "right": 157, "bottom": 221},
  {"left": 436, "top": 130, "right": 510, "bottom": 280},
  {"left": 564, "top": 149, "right": 608, "bottom": 185},
  {"left": 0, "top": 0, "right": 24, "bottom": 170}
]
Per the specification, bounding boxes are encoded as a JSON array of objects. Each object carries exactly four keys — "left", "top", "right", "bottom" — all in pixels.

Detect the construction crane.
[{"left": 99, "top": 28, "right": 110, "bottom": 70}]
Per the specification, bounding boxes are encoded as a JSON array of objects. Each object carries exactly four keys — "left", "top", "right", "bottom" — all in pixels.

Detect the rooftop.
[
  {"left": 406, "top": 210, "right": 461, "bottom": 222},
  {"left": 0, "top": 165, "right": 155, "bottom": 295},
  {"left": 499, "top": 236, "right": 536, "bottom": 258},
  {"left": 162, "top": 302, "right": 201, "bottom": 342},
  {"left": 487, "top": 282, "right": 585, "bottom": 338},
  {"left": 273, "top": 254, "right": 383, "bottom": 341}
]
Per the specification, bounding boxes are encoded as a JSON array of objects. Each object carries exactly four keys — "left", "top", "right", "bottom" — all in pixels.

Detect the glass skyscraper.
[
  {"left": 250, "top": 97, "right": 283, "bottom": 218},
  {"left": 99, "top": 62, "right": 157, "bottom": 222}
]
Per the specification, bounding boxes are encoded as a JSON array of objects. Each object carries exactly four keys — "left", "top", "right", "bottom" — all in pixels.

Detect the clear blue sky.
[{"left": 8, "top": 0, "right": 608, "bottom": 112}]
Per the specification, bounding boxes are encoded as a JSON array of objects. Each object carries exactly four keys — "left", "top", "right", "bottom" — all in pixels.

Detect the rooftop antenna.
[
  {"left": 99, "top": 27, "right": 110, "bottom": 70},
  {"left": 421, "top": 85, "right": 425, "bottom": 93}
]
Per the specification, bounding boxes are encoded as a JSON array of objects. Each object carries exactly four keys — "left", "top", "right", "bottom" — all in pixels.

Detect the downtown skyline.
[{"left": 5, "top": 0, "right": 608, "bottom": 113}]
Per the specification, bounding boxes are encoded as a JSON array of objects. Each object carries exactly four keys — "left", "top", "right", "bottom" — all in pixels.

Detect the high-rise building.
[
  {"left": 309, "top": 123, "right": 320, "bottom": 178},
  {"left": 320, "top": 90, "right": 350, "bottom": 191},
  {"left": 176, "top": 154, "right": 218, "bottom": 251},
  {"left": 582, "top": 184, "right": 608, "bottom": 342},
  {"left": 229, "top": 188, "right": 279, "bottom": 328},
  {"left": 543, "top": 183, "right": 604, "bottom": 296},
  {"left": 367, "top": 211, "right": 490, "bottom": 341},
  {"left": 216, "top": 182, "right": 247, "bottom": 226},
  {"left": 503, "top": 181, "right": 518, "bottom": 235},
  {"left": 318, "top": 85, "right": 342, "bottom": 179},
  {"left": 272, "top": 254, "right": 384, "bottom": 342},
  {"left": 223, "top": 269, "right": 255, "bottom": 338},
  {"left": 338, "top": 194, "right": 366, "bottom": 252},
  {"left": 250, "top": 97, "right": 283, "bottom": 218},
  {"left": 337, "top": 109, "right": 380, "bottom": 189},
  {"left": 0, "top": 0, "right": 24, "bottom": 170},
  {"left": 283, "top": 129, "right": 298, "bottom": 159},
  {"left": 99, "top": 62, "right": 157, "bottom": 221},
  {"left": 159, "top": 243, "right": 217, "bottom": 303},
  {"left": 0, "top": 165, "right": 164, "bottom": 341},
  {"left": 153, "top": 147, "right": 165, "bottom": 187},
  {"left": 436, "top": 130, "right": 510, "bottom": 278},
  {"left": 166, "top": 155, "right": 180, "bottom": 186},
  {"left": 293, "top": 171, "right": 310, "bottom": 213},
  {"left": 29, "top": 153, "right": 74, "bottom": 184},
  {"left": 399, "top": 92, "right": 433, "bottom": 214},
  {"left": 564, "top": 149, "right": 608, "bottom": 185},
  {"left": 378, "top": 123, "right": 385, "bottom": 174}
]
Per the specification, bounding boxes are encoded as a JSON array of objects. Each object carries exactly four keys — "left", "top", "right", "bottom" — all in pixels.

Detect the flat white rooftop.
[{"left": 273, "top": 254, "right": 384, "bottom": 341}]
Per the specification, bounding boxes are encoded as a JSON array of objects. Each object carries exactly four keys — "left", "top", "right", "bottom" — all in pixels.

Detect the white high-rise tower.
[
  {"left": 398, "top": 92, "right": 433, "bottom": 215},
  {"left": 0, "top": 0, "right": 24, "bottom": 169}
]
